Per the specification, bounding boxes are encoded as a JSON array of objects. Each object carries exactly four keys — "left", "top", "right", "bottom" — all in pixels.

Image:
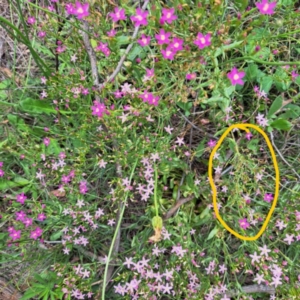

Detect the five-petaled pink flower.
[
  {"left": 239, "top": 218, "right": 250, "bottom": 230},
  {"left": 130, "top": 8, "right": 149, "bottom": 27},
  {"left": 169, "top": 37, "right": 184, "bottom": 52},
  {"left": 227, "top": 67, "right": 245, "bottom": 86},
  {"left": 256, "top": 0, "right": 277, "bottom": 15},
  {"left": 137, "top": 34, "right": 151, "bottom": 47},
  {"left": 155, "top": 29, "right": 171, "bottom": 45},
  {"left": 264, "top": 193, "right": 274, "bottom": 203},
  {"left": 16, "top": 193, "right": 27, "bottom": 205},
  {"left": 160, "top": 8, "right": 178, "bottom": 24},
  {"left": 161, "top": 47, "right": 176, "bottom": 60},
  {"left": 74, "top": 2, "right": 89, "bottom": 19},
  {"left": 109, "top": 7, "right": 126, "bottom": 22},
  {"left": 194, "top": 33, "right": 211, "bottom": 49}
]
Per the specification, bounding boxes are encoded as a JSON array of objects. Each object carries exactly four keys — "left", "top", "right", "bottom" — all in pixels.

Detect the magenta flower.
[
  {"left": 207, "top": 139, "right": 216, "bottom": 148},
  {"left": 160, "top": 8, "right": 177, "bottom": 24},
  {"left": 256, "top": 0, "right": 277, "bottom": 15},
  {"left": 30, "top": 227, "right": 43, "bottom": 240},
  {"left": 16, "top": 193, "right": 27, "bottom": 205},
  {"left": 194, "top": 33, "right": 211, "bottom": 49},
  {"left": 169, "top": 37, "right": 184, "bottom": 52},
  {"left": 15, "top": 211, "right": 27, "bottom": 222},
  {"left": 23, "top": 217, "right": 33, "bottom": 227},
  {"left": 186, "top": 73, "right": 197, "bottom": 80},
  {"left": 27, "top": 16, "right": 36, "bottom": 25},
  {"left": 43, "top": 137, "right": 50, "bottom": 146},
  {"left": 245, "top": 132, "right": 253, "bottom": 140},
  {"left": 137, "top": 34, "right": 151, "bottom": 47},
  {"left": 9, "top": 229, "right": 21, "bottom": 241},
  {"left": 130, "top": 8, "right": 149, "bottom": 27},
  {"left": 227, "top": 67, "right": 245, "bottom": 86},
  {"left": 146, "top": 68, "right": 154, "bottom": 78},
  {"left": 91, "top": 101, "right": 107, "bottom": 118},
  {"left": 139, "top": 90, "right": 154, "bottom": 103},
  {"left": 264, "top": 193, "right": 274, "bottom": 203},
  {"left": 161, "top": 47, "right": 176, "bottom": 60},
  {"left": 37, "top": 213, "right": 46, "bottom": 221},
  {"left": 109, "top": 7, "right": 126, "bottom": 22},
  {"left": 74, "top": 2, "right": 89, "bottom": 19},
  {"left": 0, "top": 169, "right": 4, "bottom": 177},
  {"left": 148, "top": 96, "right": 160, "bottom": 106},
  {"left": 65, "top": 3, "right": 75, "bottom": 15},
  {"left": 291, "top": 70, "right": 299, "bottom": 81},
  {"left": 239, "top": 218, "right": 250, "bottom": 230},
  {"left": 155, "top": 29, "right": 171, "bottom": 45}
]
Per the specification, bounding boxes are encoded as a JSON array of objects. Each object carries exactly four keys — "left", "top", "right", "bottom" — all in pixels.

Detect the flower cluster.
[
  {"left": 65, "top": 2, "right": 89, "bottom": 19},
  {"left": 91, "top": 100, "right": 108, "bottom": 119}
]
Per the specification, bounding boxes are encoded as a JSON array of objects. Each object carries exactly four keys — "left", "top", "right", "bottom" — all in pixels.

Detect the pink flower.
[
  {"left": 146, "top": 68, "right": 154, "bottom": 78},
  {"left": 74, "top": 2, "right": 89, "bottom": 19},
  {"left": 245, "top": 132, "right": 253, "bottom": 140},
  {"left": 239, "top": 218, "right": 250, "bottom": 230},
  {"left": 186, "top": 73, "right": 197, "bottom": 80},
  {"left": 137, "top": 34, "right": 151, "bottom": 47},
  {"left": 15, "top": 211, "right": 27, "bottom": 222},
  {"left": 155, "top": 29, "right": 171, "bottom": 45},
  {"left": 161, "top": 47, "right": 176, "bottom": 60},
  {"left": 38, "top": 31, "right": 46, "bottom": 39},
  {"left": 91, "top": 101, "right": 108, "bottom": 118},
  {"left": 109, "top": 7, "right": 126, "bottom": 22},
  {"left": 207, "top": 139, "right": 216, "bottom": 148},
  {"left": 16, "top": 193, "right": 27, "bottom": 205},
  {"left": 169, "top": 37, "right": 184, "bottom": 52},
  {"left": 160, "top": 8, "right": 177, "bottom": 24},
  {"left": 37, "top": 213, "right": 46, "bottom": 221},
  {"left": 65, "top": 3, "right": 75, "bottom": 15},
  {"left": 27, "top": 16, "right": 36, "bottom": 25},
  {"left": 30, "top": 227, "right": 43, "bottom": 240},
  {"left": 256, "top": 0, "right": 277, "bottom": 15},
  {"left": 107, "top": 29, "right": 117, "bottom": 37},
  {"left": 264, "top": 193, "right": 274, "bottom": 203},
  {"left": 227, "top": 67, "right": 245, "bottom": 85},
  {"left": 43, "top": 137, "right": 50, "bottom": 146},
  {"left": 194, "top": 33, "right": 211, "bottom": 49},
  {"left": 130, "top": 8, "right": 149, "bottom": 27},
  {"left": 139, "top": 90, "right": 154, "bottom": 103},
  {"left": 0, "top": 169, "right": 4, "bottom": 177},
  {"left": 9, "top": 229, "right": 21, "bottom": 241}
]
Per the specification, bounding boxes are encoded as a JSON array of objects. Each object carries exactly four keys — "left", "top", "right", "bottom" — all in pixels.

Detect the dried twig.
[
  {"left": 98, "top": 0, "right": 149, "bottom": 91},
  {"left": 163, "top": 195, "right": 195, "bottom": 220},
  {"left": 225, "top": 284, "right": 275, "bottom": 297},
  {"left": 80, "top": 20, "right": 102, "bottom": 102},
  {"left": 179, "top": 111, "right": 215, "bottom": 138}
]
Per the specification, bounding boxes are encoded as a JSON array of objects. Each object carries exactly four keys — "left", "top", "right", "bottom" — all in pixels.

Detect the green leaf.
[
  {"left": 267, "top": 95, "right": 283, "bottom": 118},
  {"left": 46, "top": 139, "right": 61, "bottom": 156},
  {"left": 245, "top": 64, "right": 259, "bottom": 81},
  {"left": 19, "top": 98, "right": 57, "bottom": 115},
  {"left": 50, "top": 231, "right": 63, "bottom": 241},
  {"left": 127, "top": 44, "right": 143, "bottom": 61},
  {"left": 234, "top": 0, "right": 248, "bottom": 10},
  {"left": 259, "top": 76, "right": 273, "bottom": 93},
  {"left": 116, "top": 35, "right": 130, "bottom": 47},
  {"left": 270, "top": 118, "right": 292, "bottom": 131},
  {"left": 20, "top": 288, "right": 40, "bottom": 300},
  {"left": 207, "top": 226, "right": 218, "bottom": 240},
  {"left": 14, "top": 176, "right": 30, "bottom": 186},
  {"left": 90, "top": 38, "right": 97, "bottom": 48},
  {"left": 280, "top": 104, "right": 300, "bottom": 120}
]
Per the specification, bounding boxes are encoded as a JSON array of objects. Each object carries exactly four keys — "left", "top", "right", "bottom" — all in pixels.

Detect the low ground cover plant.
[{"left": 0, "top": 0, "right": 299, "bottom": 299}]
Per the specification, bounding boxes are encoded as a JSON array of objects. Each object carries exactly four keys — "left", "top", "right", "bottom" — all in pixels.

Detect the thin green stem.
[
  {"left": 154, "top": 165, "right": 159, "bottom": 217},
  {"left": 101, "top": 158, "right": 138, "bottom": 300}
]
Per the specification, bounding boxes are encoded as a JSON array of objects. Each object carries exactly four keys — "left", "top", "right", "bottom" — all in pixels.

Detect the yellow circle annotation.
[{"left": 208, "top": 123, "right": 280, "bottom": 241}]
